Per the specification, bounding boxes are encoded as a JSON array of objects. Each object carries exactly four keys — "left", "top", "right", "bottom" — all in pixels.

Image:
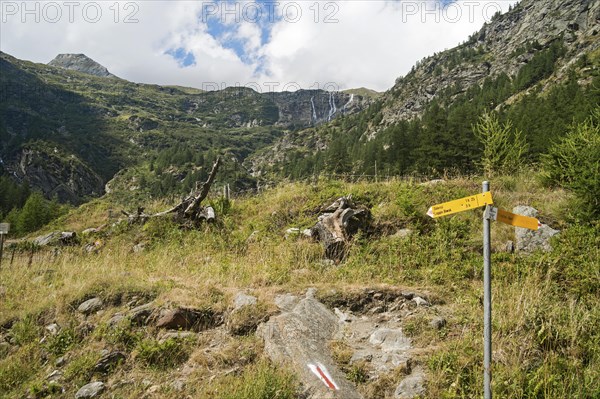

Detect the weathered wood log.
[
  {"left": 122, "top": 157, "right": 221, "bottom": 226},
  {"left": 310, "top": 196, "right": 371, "bottom": 263}
]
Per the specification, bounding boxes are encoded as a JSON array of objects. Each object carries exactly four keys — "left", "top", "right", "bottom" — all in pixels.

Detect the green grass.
[{"left": 0, "top": 175, "right": 598, "bottom": 398}]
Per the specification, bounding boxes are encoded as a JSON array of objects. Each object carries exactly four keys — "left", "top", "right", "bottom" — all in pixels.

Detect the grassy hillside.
[{"left": 1, "top": 173, "right": 598, "bottom": 398}]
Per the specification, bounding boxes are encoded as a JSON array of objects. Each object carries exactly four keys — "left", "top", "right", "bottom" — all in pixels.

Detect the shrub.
[{"left": 541, "top": 109, "right": 600, "bottom": 220}]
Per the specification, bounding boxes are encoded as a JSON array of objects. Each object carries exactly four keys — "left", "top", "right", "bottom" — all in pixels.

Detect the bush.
[{"left": 541, "top": 109, "right": 600, "bottom": 220}]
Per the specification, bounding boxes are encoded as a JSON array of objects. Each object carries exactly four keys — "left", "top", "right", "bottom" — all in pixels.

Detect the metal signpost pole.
[
  {"left": 482, "top": 182, "right": 492, "bottom": 399},
  {"left": 0, "top": 232, "right": 4, "bottom": 270},
  {"left": 0, "top": 223, "right": 8, "bottom": 270}
]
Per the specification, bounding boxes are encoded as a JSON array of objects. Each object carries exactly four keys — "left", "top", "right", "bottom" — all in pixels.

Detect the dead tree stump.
[
  {"left": 122, "top": 157, "right": 222, "bottom": 227},
  {"left": 310, "top": 195, "right": 371, "bottom": 263}
]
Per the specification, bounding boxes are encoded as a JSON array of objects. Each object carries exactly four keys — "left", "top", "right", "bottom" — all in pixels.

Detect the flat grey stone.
[
  {"left": 75, "top": 381, "right": 105, "bottom": 399},
  {"left": 274, "top": 294, "right": 299, "bottom": 311},
  {"left": 78, "top": 298, "right": 103, "bottom": 315},
  {"left": 412, "top": 297, "right": 430, "bottom": 307},
  {"left": 369, "top": 328, "right": 411, "bottom": 352},
  {"left": 233, "top": 292, "right": 257, "bottom": 310},
  {"left": 395, "top": 368, "right": 425, "bottom": 398},
  {"left": 257, "top": 293, "right": 363, "bottom": 398}
]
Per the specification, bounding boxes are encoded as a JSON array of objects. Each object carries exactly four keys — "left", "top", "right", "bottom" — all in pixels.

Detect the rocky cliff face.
[
  {"left": 48, "top": 54, "right": 116, "bottom": 78},
  {"left": 379, "top": 0, "right": 599, "bottom": 127},
  {"left": 8, "top": 146, "right": 104, "bottom": 204}
]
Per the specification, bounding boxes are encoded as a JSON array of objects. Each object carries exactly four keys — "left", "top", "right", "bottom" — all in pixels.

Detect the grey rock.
[
  {"left": 430, "top": 317, "right": 447, "bottom": 330},
  {"left": 82, "top": 228, "right": 99, "bottom": 236},
  {"left": 94, "top": 351, "right": 125, "bottom": 373},
  {"left": 33, "top": 231, "right": 77, "bottom": 247},
  {"left": 274, "top": 294, "right": 299, "bottom": 311},
  {"left": 257, "top": 291, "right": 363, "bottom": 399},
  {"left": 233, "top": 292, "right": 257, "bottom": 310},
  {"left": 171, "top": 379, "right": 186, "bottom": 392},
  {"left": 369, "top": 328, "right": 411, "bottom": 352},
  {"left": 46, "top": 369, "right": 62, "bottom": 381},
  {"left": 108, "top": 314, "right": 125, "bottom": 327},
  {"left": 393, "top": 229, "right": 414, "bottom": 238},
  {"left": 48, "top": 54, "right": 116, "bottom": 78},
  {"left": 133, "top": 243, "right": 145, "bottom": 253},
  {"left": 395, "top": 368, "right": 426, "bottom": 398},
  {"left": 412, "top": 297, "right": 430, "bottom": 307},
  {"left": 45, "top": 323, "right": 60, "bottom": 335},
  {"left": 55, "top": 356, "right": 66, "bottom": 367},
  {"left": 78, "top": 297, "right": 103, "bottom": 315},
  {"left": 75, "top": 381, "right": 105, "bottom": 399},
  {"left": 128, "top": 303, "right": 154, "bottom": 326},
  {"left": 513, "top": 206, "right": 559, "bottom": 253},
  {"left": 284, "top": 228, "right": 301, "bottom": 239}
]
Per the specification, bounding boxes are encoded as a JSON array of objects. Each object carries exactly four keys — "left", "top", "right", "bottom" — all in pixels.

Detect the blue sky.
[{"left": 1, "top": 0, "right": 519, "bottom": 91}]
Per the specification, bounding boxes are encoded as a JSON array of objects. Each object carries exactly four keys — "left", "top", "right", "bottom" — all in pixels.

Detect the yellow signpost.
[
  {"left": 496, "top": 208, "right": 540, "bottom": 231},
  {"left": 425, "top": 185, "right": 544, "bottom": 399},
  {"left": 426, "top": 192, "right": 493, "bottom": 218}
]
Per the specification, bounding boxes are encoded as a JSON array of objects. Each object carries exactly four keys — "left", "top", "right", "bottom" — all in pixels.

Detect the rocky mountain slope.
[
  {"left": 48, "top": 54, "right": 117, "bottom": 78},
  {"left": 0, "top": 52, "right": 371, "bottom": 202},
  {"left": 380, "top": 0, "right": 599, "bottom": 126},
  {"left": 250, "top": 0, "right": 599, "bottom": 176}
]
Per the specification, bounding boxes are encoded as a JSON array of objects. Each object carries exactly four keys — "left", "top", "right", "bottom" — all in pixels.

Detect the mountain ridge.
[
  {"left": 48, "top": 53, "right": 117, "bottom": 78},
  {"left": 248, "top": 0, "right": 599, "bottom": 178},
  {"left": 0, "top": 51, "right": 372, "bottom": 203}
]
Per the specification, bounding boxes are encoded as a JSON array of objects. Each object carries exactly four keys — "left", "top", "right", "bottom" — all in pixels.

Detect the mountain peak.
[{"left": 48, "top": 53, "right": 116, "bottom": 78}]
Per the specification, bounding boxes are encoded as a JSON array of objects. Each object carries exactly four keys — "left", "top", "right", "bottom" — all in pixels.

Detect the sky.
[{"left": 0, "top": 0, "right": 519, "bottom": 92}]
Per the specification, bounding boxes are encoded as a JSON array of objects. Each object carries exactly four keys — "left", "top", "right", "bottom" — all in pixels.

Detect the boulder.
[
  {"left": 155, "top": 307, "right": 222, "bottom": 331},
  {"left": 128, "top": 303, "right": 154, "bottom": 326},
  {"left": 257, "top": 290, "right": 363, "bottom": 399},
  {"left": 33, "top": 231, "right": 78, "bottom": 247},
  {"left": 513, "top": 206, "right": 559, "bottom": 253},
  {"left": 94, "top": 351, "right": 125, "bottom": 373},
  {"left": 233, "top": 292, "right": 257, "bottom": 311},
  {"left": 394, "top": 368, "right": 426, "bottom": 399},
  {"left": 78, "top": 298, "right": 103, "bottom": 315},
  {"left": 75, "top": 381, "right": 105, "bottom": 399}
]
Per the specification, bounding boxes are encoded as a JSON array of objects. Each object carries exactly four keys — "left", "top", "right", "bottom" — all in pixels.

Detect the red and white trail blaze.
[{"left": 308, "top": 363, "right": 339, "bottom": 390}]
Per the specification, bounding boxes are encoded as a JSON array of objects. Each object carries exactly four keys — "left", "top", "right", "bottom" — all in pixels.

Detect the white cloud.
[{"left": 0, "top": 1, "right": 518, "bottom": 92}]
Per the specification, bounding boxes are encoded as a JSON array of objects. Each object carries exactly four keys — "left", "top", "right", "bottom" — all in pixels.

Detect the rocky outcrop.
[
  {"left": 513, "top": 205, "right": 560, "bottom": 252},
  {"left": 6, "top": 146, "right": 104, "bottom": 204},
  {"left": 380, "top": 0, "right": 600, "bottom": 127},
  {"left": 257, "top": 289, "right": 363, "bottom": 399},
  {"left": 48, "top": 54, "right": 116, "bottom": 78}
]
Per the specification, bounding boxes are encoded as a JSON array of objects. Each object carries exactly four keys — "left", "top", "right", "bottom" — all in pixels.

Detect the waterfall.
[
  {"left": 342, "top": 93, "right": 354, "bottom": 114},
  {"left": 327, "top": 92, "right": 337, "bottom": 121},
  {"left": 310, "top": 96, "right": 317, "bottom": 123}
]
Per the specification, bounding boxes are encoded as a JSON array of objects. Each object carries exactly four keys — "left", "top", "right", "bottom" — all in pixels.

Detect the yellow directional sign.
[
  {"left": 495, "top": 208, "right": 540, "bottom": 231},
  {"left": 427, "top": 192, "right": 493, "bottom": 218}
]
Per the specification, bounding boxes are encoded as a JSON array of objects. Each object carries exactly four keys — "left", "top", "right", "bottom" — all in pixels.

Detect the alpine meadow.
[{"left": 0, "top": 1, "right": 599, "bottom": 398}]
